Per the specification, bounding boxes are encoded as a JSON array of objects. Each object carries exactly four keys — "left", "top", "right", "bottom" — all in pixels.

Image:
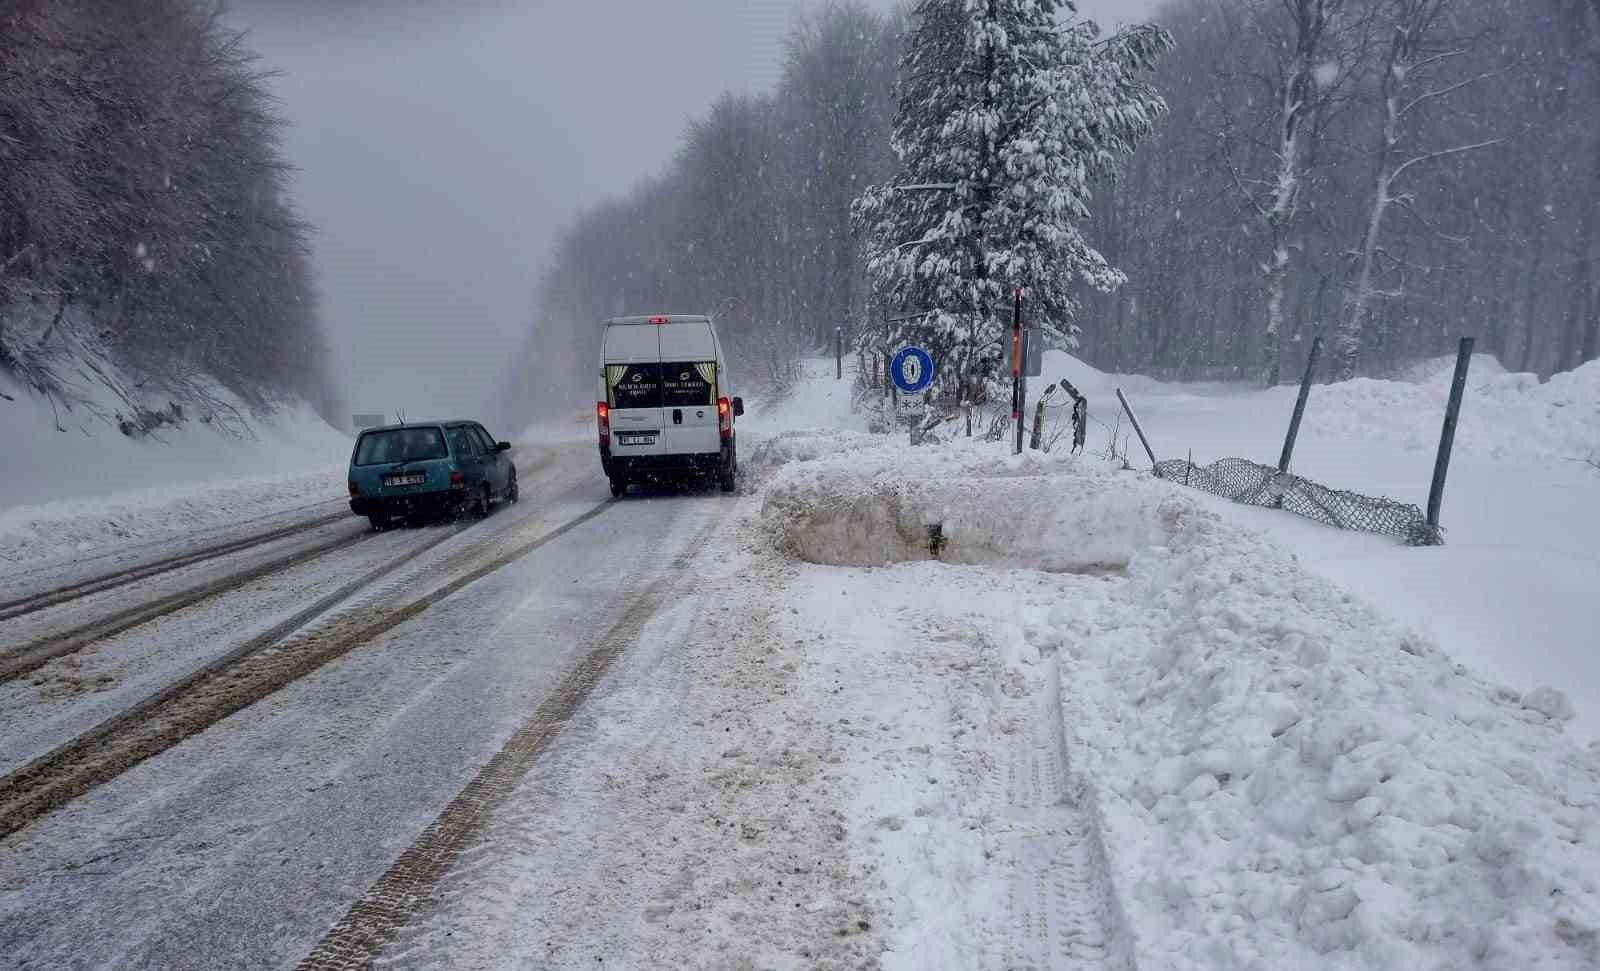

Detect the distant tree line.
[
  {"left": 1079, "top": 0, "right": 1600, "bottom": 383},
  {"left": 0, "top": 0, "right": 331, "bottom": 418},
  {"left": 492, "top": 1, "right": 901, "bottom": 426},
  {"left": 498, "top": 0, "right": 1599, "bottom": 430}
]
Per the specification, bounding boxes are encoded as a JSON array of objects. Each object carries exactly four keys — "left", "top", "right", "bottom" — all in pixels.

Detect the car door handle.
[{"left": 672, "top": 409, "right": 683, "bottom": 425}]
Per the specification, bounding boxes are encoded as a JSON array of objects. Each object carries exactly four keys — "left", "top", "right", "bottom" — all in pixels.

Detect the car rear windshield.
[
  {"left": 662, "top": 362, "right": 716, "bottom": 407},
  {"left": 354, "top": 427, "right": 448, "bottom": 465}
]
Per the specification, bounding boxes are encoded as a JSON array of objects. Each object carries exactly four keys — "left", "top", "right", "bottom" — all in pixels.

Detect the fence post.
[
  {"left": 1115, "top": 388, "right": 1160, "bottom": 473},
  {"left": 836, "top": 326, "right": 843, "bottom": 380},
  {"left": 1011, "top": 290, "right": 1024, "bottom": 455},
  {"left": 1426, "top": 337, "right": 1474, "bottom": 534},
  {"left": 1030, "top": 394, "right": 1047, "bottom": 450},
  {"left": 1278, "top": 336, "right": 1323, "bottom": 474}
]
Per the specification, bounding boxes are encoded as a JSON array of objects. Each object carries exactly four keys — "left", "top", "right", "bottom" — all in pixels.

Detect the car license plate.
[
  {"left": 616, "top": 432, "right": 657, "bottom": 446},
  {"left": 384, "top": 473, "right": 426, "bottom": 486}
]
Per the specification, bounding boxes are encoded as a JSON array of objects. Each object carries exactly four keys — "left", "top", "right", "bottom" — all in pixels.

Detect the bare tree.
[
  {"left": 1223, "top": 0, "right": 1360, "bottom": 386},
  {"left": 1334, "top": 0, "right": 1506, "bottom": 380}
]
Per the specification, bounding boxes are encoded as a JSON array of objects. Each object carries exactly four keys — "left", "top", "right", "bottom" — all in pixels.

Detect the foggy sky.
[{"left": 223, "top": 0, "right": 1165, "bottom": 425}]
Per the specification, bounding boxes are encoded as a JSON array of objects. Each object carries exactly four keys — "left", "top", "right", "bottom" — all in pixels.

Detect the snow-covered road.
[{"left": 0, "top": 445, "right": 744, "bottom": 967}]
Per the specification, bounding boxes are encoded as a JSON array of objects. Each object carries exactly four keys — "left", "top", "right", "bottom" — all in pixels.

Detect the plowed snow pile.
[{"left": 763, "top": 436, "right": 1600, "bottom": 969}]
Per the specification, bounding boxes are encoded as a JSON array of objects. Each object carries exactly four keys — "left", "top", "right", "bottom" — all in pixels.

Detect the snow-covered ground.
[
  {"left": 0, "top": 367, "right": 353, "bottom": 568},
  {"left": 1034, "top": 351, "right": 1600, "bottom": 745},
  {"left": 374, "top": 351, "right": 1598, "bottom": 969},
  {"left": 751, "top": 409, "right": 1600, "bottom": 968},
  {"left": 4, "top": 349, "right": 1596, "bottom": 969}
]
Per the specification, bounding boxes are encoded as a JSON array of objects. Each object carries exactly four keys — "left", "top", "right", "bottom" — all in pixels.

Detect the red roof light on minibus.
[{"left": 648, "top": 315, "right": 668, "bottom": 324}]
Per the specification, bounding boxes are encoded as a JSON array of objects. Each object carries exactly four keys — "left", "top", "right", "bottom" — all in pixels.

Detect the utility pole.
[{"left": 835, "top": 326, "right": 843, "bottom": 380}]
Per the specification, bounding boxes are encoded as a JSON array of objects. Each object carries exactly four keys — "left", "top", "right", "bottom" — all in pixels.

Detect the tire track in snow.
[
  {"left": 981, "top": 632, "right": 1131, "bottom": 971},
  {"left": 0, "top": 525, "right": 370, "bottom": 684},
  {"left": 0, "top": 509, "right": 350, "bottom": 623},
  {"left": 294, "top": 517, "right": 717, "bottom": 971},
  {"left": 0, "top": 497, "right": 616, "bottom": 841}
]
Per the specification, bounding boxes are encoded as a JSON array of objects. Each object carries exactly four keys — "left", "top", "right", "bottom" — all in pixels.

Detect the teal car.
[{"left": 347, "top": 420, "right": 518, "bottom": 530}]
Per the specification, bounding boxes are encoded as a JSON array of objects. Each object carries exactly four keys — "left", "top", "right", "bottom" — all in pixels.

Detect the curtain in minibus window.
[
  {"left": 661, "top": 362, "right": 715, "bottom": 407},
  {"left": 608, "top": 364, "right": 661, "bottom": 409}
]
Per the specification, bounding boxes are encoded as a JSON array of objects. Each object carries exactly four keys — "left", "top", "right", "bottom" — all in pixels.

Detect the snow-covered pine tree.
[{"left": 853, "top": 0, "right": 1171, "bottom": 401}]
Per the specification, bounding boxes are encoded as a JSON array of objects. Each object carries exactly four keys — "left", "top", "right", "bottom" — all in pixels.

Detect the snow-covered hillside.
[{"left": 0, "top": 366, "right": 350, "bottom": 566}]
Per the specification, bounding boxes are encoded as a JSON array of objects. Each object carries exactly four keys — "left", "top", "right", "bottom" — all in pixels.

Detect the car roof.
[
  {"left": 604, "top": 314, "right": 711, "bottom": 325},
  {"left": 359, "top": 420, "right": 481, "bottom": 433}
]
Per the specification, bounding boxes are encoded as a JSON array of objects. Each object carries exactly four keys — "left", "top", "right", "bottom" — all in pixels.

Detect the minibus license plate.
[{"left": 617, "top": 432, "right": 657, "bottom": 446}]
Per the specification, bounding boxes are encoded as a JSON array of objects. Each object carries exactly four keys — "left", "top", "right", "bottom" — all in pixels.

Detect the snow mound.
[
  {"left": 766, "top": 432, "right": 1600, "bottom": 968},
  {"left": 1057, "top": 493, "right": 1600, "bottom": 969},
  {"left": 745, "top": 429, "right": 884, "bottom": 470},
  {"left": 1304, "top": 359, "right": 1600, "bottom": 463},
  {"left": 1068, "top": 505, "right": 1600, "bottom": 966},
  {"left": 765, "top": 454, "right": 1174, "bottom": 572},
  {"left": 1397, "top": 352, "right": 1511, "bottom": 385},
  {"left": 1041, "top": 348, "right": 1600, "bottom": 465}
]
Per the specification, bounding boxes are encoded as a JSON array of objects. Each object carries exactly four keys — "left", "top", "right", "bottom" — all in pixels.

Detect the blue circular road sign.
[{"left": 890, "top": 346, "right": 934, "bottom": 393}]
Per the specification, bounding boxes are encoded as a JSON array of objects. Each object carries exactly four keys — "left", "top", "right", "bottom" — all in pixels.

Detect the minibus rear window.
[
  {"left": 608, "top": 364, "right": 661, "bottom": 409},
  {"left": 661, "top": 362, "right": 715, "bottom": 407}
]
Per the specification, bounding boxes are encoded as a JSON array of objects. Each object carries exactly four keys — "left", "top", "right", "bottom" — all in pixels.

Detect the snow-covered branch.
[
  {"left": 1391, "top": 137, "right": 1506, "bottom": 182},
  {"left": 1398, "top": 64, "right": 1518, "bottom": 119}
]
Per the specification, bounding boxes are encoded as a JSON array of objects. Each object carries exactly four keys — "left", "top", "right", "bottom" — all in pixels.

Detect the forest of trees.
[
  {"left": 491, "top": 2, "right": 902, "bottom": 428},
  {"left": 502, "top": 0, "right": 1600, "bottom": 426},
  {"left": 0, "top": 0, "right": 330, "bottom": 421},
  {"left": 1082, "top": 0, "right": 1600, "bottom": 383}
]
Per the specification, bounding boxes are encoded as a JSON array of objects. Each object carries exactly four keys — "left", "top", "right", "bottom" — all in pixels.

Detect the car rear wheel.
[
  {"left": 609, "top": 476, "right": 627, "bottom": 498},
  {"left": 477, "top": 485, "right": 492, "bottom": 518},
  {"left": 506, "top": 469, "right": 519, "bottom": 503},
  {"left": 368, "top": 513, "right": 391, "bottom": 532}
]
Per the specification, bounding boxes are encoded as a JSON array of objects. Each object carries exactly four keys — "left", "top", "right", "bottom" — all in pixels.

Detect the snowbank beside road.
[
  {"left": 1039, "top": 350, "right": 1600, "bottom": 467},
  {"left": 761, "top": 435, "right": 1600, "bottom": 970},
  {"left": 1071, "top": 491, "right": 1600, "bottom": 969},
  {"left": 764, "top": 438, "right": 1170, "bottom": 572},
  {"left": 0, "top": 370, "right": 350, "bottom": 566}
]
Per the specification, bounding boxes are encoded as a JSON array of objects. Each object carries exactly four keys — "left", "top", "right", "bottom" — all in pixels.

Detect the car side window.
[
  {"left": 470, "top": 427, "right": 496, "bottom": 454},
  {"left": 448, "top": 425, "right": 478, "bottom": 458}
]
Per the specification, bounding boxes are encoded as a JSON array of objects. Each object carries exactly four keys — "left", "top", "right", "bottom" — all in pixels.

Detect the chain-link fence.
[{"left": 1153, "top": 456, "right": 1441, "bottom": 546}]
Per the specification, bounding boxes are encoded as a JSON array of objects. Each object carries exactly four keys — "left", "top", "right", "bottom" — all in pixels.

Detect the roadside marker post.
[{"left": 1012, "top": 289, "right": 1024, "bottom": 455}]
